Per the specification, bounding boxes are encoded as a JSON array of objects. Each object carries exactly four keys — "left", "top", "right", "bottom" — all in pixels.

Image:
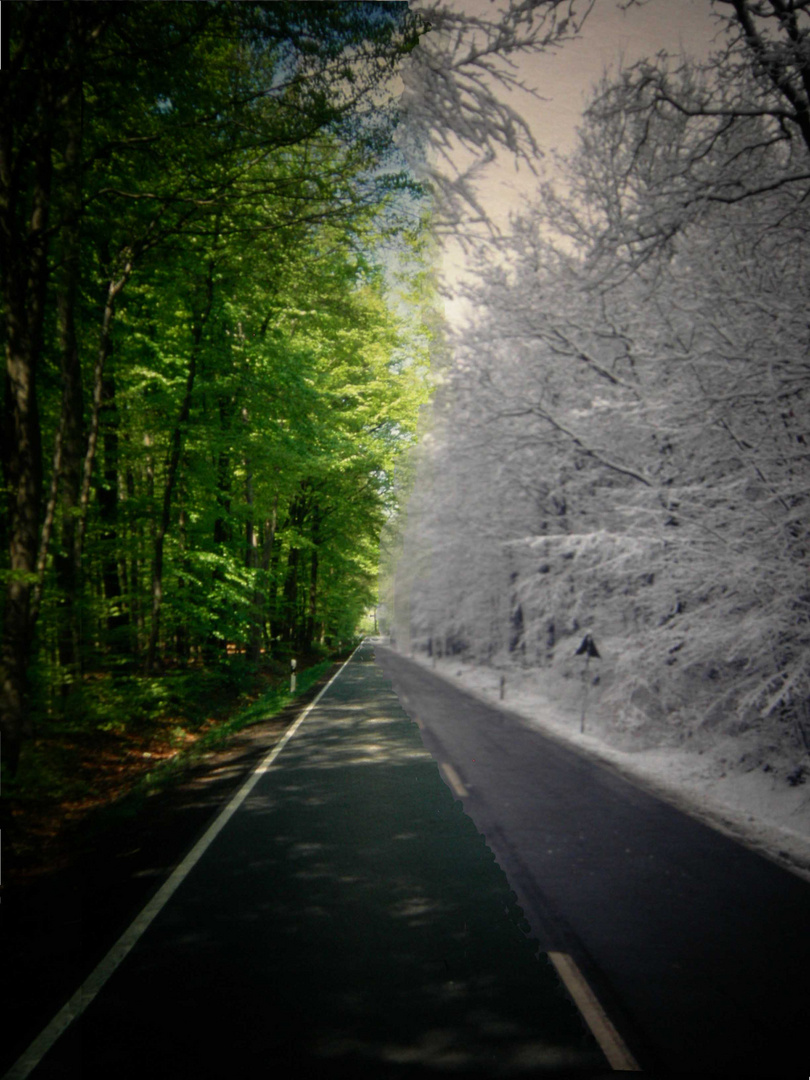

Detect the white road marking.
[
  {"left": 548, "top": 951, "right": 641, "bottom": 1071},
  {"left": 440, "top": 761, "right": 468, "bottom": 798},
  {"left": 2, "top": 642, "right": 365, "bottom": 1080}
]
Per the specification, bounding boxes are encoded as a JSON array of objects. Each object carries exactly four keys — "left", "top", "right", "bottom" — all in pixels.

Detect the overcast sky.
[
  {"left": 440, "top": 0, "right": 720, "bottom": 315},
  {"left": 525, "top": 2, "right": 716, "bottom": 149}
]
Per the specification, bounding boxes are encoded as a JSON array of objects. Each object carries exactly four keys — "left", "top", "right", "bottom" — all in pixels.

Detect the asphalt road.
[
  {"left": 375, "top": 644, "right": 810, "bottom": 1075},
  {"left": 7, "top": 643, "right": 608, "bottom": 1080}
]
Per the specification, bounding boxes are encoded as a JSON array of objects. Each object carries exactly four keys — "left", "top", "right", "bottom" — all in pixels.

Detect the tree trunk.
[
  {"left": 304, "top": 504, "right": 321, "bottom": 650},
  {"left": 280, "top": 492, "right": 307, "bottom": 647},
  {"left": 281, "top": 545, "right": 300, "bottom": 648},
  {"left": 126, "top": 465, "right": 146, "bottom": 656},
  {"left": 214, "top": 449, "right": 232, "bottom": 545},
  {"left": 175, "top": 508, "right": 190, "bottom": 665},
  {"left": 98, "top": 365, "right": 128, "bottom": 641},
  {"left": 145, "top": 256, "right": 216, "bottom": 673},
  {"left": 214, "top": 394, "right": 234, "bottom": 546},
  {"left": 261, "top": 494, "right": 279, "bottom": 653},
  {"left": 74, "top": 263, "right": 132, "bottom": 571},
  {"left": 51, "top": 58, "right": 86, "bottom": 695},
  {"left": 0, "top": 91, "right": 52, "bottom": 770},
  {"left": 244, "top": 440, "right": 262, "bottom": 665},
  {"left": 267, "top": 535, "right": 282, "bottom": 646}
]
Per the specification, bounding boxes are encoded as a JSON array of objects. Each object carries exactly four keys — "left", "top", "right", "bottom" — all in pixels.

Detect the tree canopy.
[
  {"left": 0, "top": 1, "right": 432, "bottom": 773},
  {"left": 390, "top": 1, "right": 810, "bottom": 768}
]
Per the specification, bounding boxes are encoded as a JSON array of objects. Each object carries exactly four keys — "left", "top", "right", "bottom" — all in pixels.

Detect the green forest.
[{"left": 0, "top": 2, "right": 432, "bottom": 795}]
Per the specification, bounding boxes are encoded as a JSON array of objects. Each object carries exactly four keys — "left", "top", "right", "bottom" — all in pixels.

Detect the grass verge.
[{"left": 132, "top": 658, "right": 334, "bottom": 797}]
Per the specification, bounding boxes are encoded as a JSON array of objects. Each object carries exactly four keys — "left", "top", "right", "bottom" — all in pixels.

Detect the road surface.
[
  {"left": 6, "top": 643, "right": 609, "bottom": 1080},
  {"left": 376, "top": 644, "right": 810, "bottom": 1074}
]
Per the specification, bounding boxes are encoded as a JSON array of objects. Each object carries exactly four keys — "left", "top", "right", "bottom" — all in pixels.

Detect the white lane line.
[
  {"left": 548, "top": 951, "right": 641, "bottom": 1072},
  {"left": 440, "top": 761, "right": 468, "bottom": 798},
  {"left": 3, "top": 641, "right": 366, "bottom": 1080}
]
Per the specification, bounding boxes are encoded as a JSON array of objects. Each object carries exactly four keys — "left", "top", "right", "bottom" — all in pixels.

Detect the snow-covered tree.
[
  {"left": 399, "top": 0, "right": 593, "bottom": 235},
  {"left": 396, "top": 7, "right": 810, "bottom": 765}
]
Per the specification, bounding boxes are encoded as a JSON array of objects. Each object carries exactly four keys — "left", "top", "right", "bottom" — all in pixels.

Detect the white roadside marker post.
[{"left": 290, "top": 657, "right": 297, "bottom": 693}]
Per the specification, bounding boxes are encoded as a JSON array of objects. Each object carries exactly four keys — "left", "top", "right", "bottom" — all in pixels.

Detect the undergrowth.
[
  {"left": 131, "top": 658, "right": 334, "bottom": 798},
  {"left": 1, "top": 656, "right": 337, "bottom": 866}
]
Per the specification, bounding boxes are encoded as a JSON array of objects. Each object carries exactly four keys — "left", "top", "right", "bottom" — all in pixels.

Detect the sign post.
[{"left": 575, "top": 634, "right": 600, "bottom": 734}]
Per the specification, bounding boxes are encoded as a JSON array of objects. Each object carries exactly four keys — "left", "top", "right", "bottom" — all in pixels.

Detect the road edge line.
[
  {"left": 548, "top": 951, "right": 640, "bottom": 1071},
  {"left": 439, "top": 761, "right": 468, "bottom": 798},
  {"left": 3, "top": 640, "right": 366, "bottom": 1080}
]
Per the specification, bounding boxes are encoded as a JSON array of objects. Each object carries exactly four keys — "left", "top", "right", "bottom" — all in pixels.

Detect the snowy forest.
[
  {"left": 386, "top": 0, "right": 810, "bottom": 773},
  {"left": 3, "top": 0, "right": 810, "bottom": 809}
]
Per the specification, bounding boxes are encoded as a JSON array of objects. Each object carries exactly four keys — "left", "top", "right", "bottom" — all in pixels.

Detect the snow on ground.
[{"left": 391, "top": 645, "right": 810, "bottom": 883}]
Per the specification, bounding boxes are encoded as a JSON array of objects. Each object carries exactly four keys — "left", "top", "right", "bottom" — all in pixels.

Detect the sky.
[
  {"left": 440, "top": 0, "right": 721, "bottom": 313},
  {"left": 510, "top": 1, "right": 716, "bottom": 153}
]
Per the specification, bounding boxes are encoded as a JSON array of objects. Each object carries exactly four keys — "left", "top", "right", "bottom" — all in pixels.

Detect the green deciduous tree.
[{"left": 1, "top": 1, "right": 430, "bottom": 771}]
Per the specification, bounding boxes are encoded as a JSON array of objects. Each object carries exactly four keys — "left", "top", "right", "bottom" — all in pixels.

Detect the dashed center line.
[
  {"left": 548, "top": 951, "right": 640, "bottom": 1071},
  {"left": 440, "top": 761, "right": 468, "bottom": 798},
  {"left": 435, "top": 764, "right": 635, "bottom": 1070}
]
